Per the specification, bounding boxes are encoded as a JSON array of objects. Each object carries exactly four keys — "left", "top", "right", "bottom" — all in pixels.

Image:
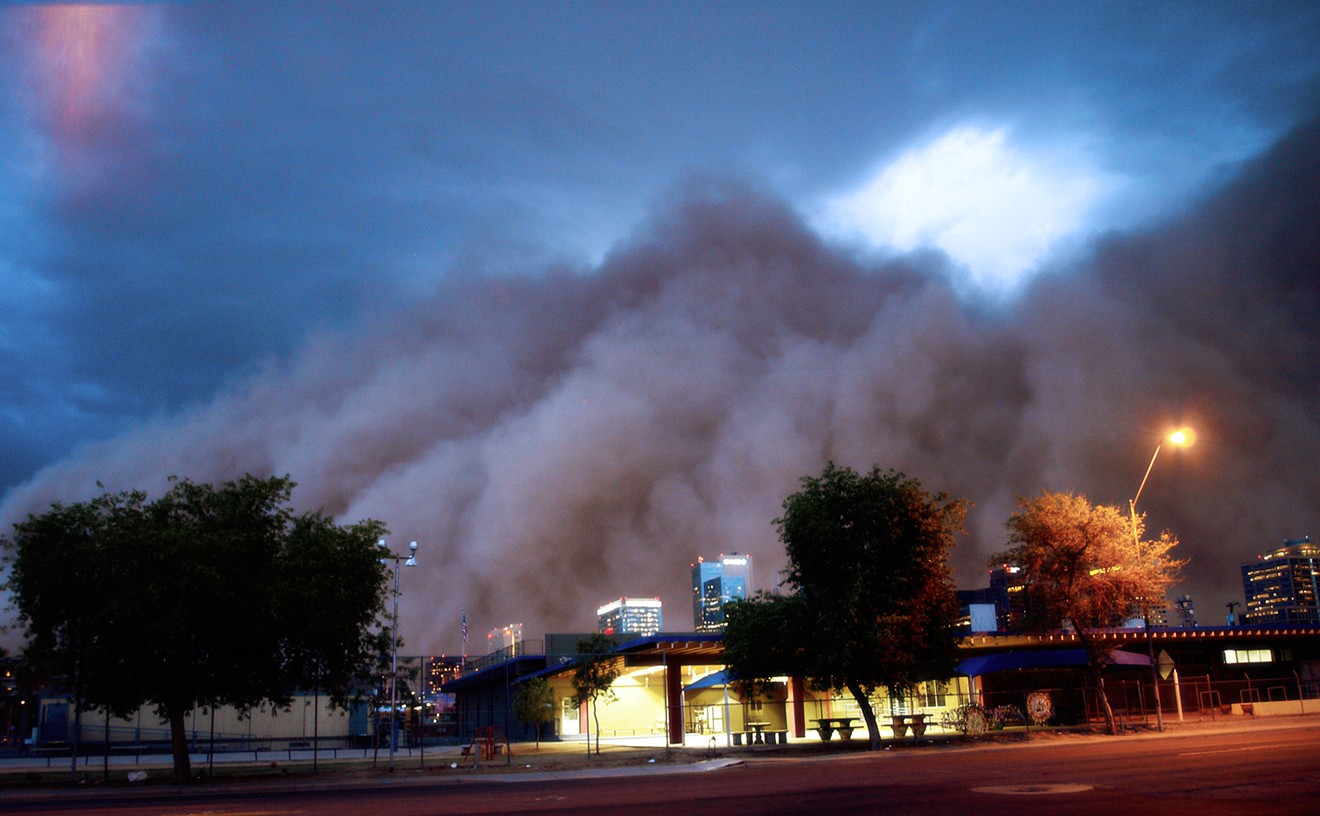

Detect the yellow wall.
[
  {"left": 537, "top": 665, "right": 980, "bottom": 741},
  {"left": 41, "top": 693, "right": 358, "bottom": 743}
]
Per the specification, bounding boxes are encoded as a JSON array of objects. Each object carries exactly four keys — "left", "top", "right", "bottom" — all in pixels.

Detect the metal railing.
[{"left": 456, "top": 641, "right": 545, "bottom": 676}]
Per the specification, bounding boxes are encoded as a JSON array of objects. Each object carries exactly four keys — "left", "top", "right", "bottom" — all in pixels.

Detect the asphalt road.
[{"left": 4, "top": 721, "right": 1319, "bottom": 815}]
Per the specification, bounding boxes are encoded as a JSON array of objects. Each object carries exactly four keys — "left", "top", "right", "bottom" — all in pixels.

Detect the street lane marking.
[
  {"left": 164, "top": 811, "right": 304, "bottom": 815},
  {"left": 972, "top": 784, "right": 1093, "bottom": 795},
  {"left": 1178, "top": 745, "right": 1272, "bottom": 757}
]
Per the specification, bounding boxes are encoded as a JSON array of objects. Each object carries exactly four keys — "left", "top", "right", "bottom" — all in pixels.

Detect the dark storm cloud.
[
  {"left": 1082, "top": 122, "right": 1320, "bottom": 563},
  {"left": 4, "top": 2, "right": 1318, "bottom": 483},
  {"left": 5, "top": 122, "right": 1318, "bottom": 650}
]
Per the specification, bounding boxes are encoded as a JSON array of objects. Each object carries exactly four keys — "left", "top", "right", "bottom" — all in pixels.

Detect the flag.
[{"left": 462, "top": 611, "right": 468, "bottom": 644}]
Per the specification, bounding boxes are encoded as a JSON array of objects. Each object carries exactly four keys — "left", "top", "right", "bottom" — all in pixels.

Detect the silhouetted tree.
[
  {"left": 513, "top": 676, "right": 556, "bottom": 748},
  {"left": 3, "top": 475, "right": 389, "bottom": 782},
  {"left": 571, "top": 634, "right": 620, "bottom": 756},
  {"left": 726, "top": 463, "right": 965, "bottom": 750}
]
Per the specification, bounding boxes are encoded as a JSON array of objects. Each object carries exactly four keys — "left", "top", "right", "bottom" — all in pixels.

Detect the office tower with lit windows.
[
  {"left": 955, "top": 565, "right": 1028, "bottom": 633},
  {"left": 1242, "top": 537, "right": 1320, "bottom": 625},
  {"left": 425, "top": 655, "right": 463, "bottom": 696},
  {"left": 692, "top": 558, "right": 722, "bottom": 631},
  {"left": 486, "top": 623, "right": 523, "bottom": 656},
  {"left": 691, "top": 553, "right": 752, "bottom": 632},
  {"left": 597, "top": 597, "right": 663, "bottom": 636},
  {"left": 989, "top": 564, "right": 1030, "bottom": 631}
]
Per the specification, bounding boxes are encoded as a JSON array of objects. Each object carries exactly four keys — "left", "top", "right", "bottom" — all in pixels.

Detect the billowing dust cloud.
[{"left": 4, "top": 123, "right": 1318, "bottom": 652}]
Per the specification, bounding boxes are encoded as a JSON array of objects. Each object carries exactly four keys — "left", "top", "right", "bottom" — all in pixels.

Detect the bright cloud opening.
[{"left": 821, "top": 126, "right": 1109, "bottom": 293}]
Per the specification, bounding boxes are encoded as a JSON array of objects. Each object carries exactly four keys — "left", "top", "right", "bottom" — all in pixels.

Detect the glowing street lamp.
[
  {"left": 380, "top": 539, "right": 418, "bottom": 771},
  {"left": 1131, "top": 427, "right": 1195, "bottom": 519},
  {"left": 1129, "top": 427, "right": 1194, "bottom": 732}
]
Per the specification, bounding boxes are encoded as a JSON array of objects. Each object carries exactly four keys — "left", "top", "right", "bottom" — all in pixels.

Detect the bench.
[{"left": 461, "top": 741, "right": 503, "bottom": 757}]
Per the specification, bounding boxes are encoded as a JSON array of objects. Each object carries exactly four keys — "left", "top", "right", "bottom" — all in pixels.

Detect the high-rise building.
[
  {"left": 597, "top": 597, "right": 663, "bottom": 636},
  {"left": 1139, "top": 598, "right": 1171, "bottom": 627},
  {"left": 1242, "top": 537, "right": 1320, "bottom": 625},
  {"left": 486, "top": 623, "right": 523, "bottom": 656},
  {"left": 990, "top": 564, "right": 1030, "bottom": 631},
  {"left": 691, "top": 553, "right": 752, "bottom": 632},
  {"left": 425, "top": 655, "right": 463, "bottom": 696},
  {"left": 956, "top": 584, "right": 1005, "bottom": 633},
  {"left": 955, "top": 565, "right": 1029, "bottom": 633},
  {"left": 692, "top": 558, "right": 722, "bottom": 631}
]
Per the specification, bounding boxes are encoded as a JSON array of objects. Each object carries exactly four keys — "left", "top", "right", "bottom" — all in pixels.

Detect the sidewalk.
[{"left": 4, "top": 711, "right": 1315, "bottom": 796}]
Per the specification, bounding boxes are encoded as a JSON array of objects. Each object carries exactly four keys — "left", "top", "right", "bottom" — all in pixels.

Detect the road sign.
[{"left": 1157, "top": 649, "right": 1175, "bottom": 680}]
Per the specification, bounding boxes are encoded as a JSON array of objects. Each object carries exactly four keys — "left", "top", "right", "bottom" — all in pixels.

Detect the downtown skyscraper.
[
  {"left": 691, "top": 553, "right": 752, "bottom": 632},
  {"left": 596, "top": 597, "right": 664, "bottom": 637},
  {"left": 1242, "top": 536, "right": 1320, "bottom": 625}
]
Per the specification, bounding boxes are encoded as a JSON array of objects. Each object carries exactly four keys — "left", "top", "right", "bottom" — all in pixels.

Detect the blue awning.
[
  {"left": 684, "top": 668, "right": 736, "bottom": 692},
  {"left": 956, "top": 648, "right": 1151, "bottom": 676}
]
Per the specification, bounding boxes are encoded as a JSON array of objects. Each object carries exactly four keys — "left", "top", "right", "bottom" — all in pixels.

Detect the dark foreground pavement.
[{"left": 2, "top": 715, "right": 1318, "bottom": 815}]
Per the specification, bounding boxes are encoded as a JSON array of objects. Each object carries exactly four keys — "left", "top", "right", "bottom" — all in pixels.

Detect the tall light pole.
[
  {"left": 1129, "top": 427, "right": 1193, "bottom": 732},
  {"left": 380, "top": 539, "right": 417, "bottom": 771}
]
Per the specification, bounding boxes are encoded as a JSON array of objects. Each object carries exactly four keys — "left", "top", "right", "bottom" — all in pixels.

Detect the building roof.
[
  {"left": 439, "top": 654, "right": 547, "bottom": 692},
  {"left": 442, "top": 625, "right": 1320, "bottom": 692},
  {"left": 955, "top": 648, "right": 1150, "bottom": 676}
]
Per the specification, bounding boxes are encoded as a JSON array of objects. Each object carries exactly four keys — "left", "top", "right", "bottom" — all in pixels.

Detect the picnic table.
[
  {"left": 812, "top": 717, "right": 857, "bottom": 741},
  {"left": 890, "top": 713, "right": 929, "bottom": 738},
  {"left": 746, "top": 721, "right": 771, "bottom": 744}
]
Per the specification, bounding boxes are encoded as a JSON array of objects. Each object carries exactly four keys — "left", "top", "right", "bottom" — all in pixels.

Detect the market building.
[{"left": 443, "top": 624, "right": 1320, "bottom": 748}]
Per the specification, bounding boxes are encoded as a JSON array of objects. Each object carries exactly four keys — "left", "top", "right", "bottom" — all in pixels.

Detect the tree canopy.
[
  {"left": 725, "top": 463, "right": 966, "bottom": 749},
  {"left": 3, "top": 475, "right": 390, "bottom": 781},
  {"left": 571, "top": 633, "right": 621, "bottom": 756},
  {"left": 994, "top": 491, "right": 1183, "bottom": 734},
  {"left": 722, "top": 592, "right": 810, "bottom": 702},
  {"left": 512, "top": 676, "right": 556, "bottom": 748}
]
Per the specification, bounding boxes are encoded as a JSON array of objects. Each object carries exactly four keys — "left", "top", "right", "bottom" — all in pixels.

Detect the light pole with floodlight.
[
  {"left": 1129, "top": 427, "right": 1193, "bottom": 733},
  {"left": 379, "top": 539, "right": 417, "bottom": 771}
]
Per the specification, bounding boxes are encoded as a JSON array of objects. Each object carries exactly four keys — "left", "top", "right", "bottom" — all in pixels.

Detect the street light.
[
  {"left": 380, "top": 539, "right": 418, "bottom": 771},
  {"left": 1129, "top": 427, "right": 1194, "bottom": 732},
  {"left": 1131, "top": 427, "right": 1195, "bottom": 516}
]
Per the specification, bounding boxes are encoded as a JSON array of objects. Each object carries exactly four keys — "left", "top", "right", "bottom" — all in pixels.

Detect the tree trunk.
[
  {"left": 103, "top": 714, "right": 110, "bottom": 781},
  {"left": 1092, "top": 663, "right": 1117, "bottom": 735},
  {"left": 1077, "top": 631, "right": 1117, "bottom": 735},
  {"left": 69, "top": 697, "right": 81, "bottom": 781},
  {"left": 69, "top": 667, "right": 82, "bottom": 782},
  {"left": 846, "top": 681, "right": 882, "bottom": 750},
  {"left": 168, "top": 709, "right": 192, "bottom": 783},
  {"left": 313, "top": 682, "right": 320, "bottom": 773},
  {"left": 591, "top": 697, "right": 601, "bottom": 756}
]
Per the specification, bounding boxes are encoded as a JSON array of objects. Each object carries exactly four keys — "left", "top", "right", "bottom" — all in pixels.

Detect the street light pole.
[
  {"left": 380, "top": 539, "right": 418, "bottom": 771},
  {"left": 1129, "top": 428, "right": 1193, "bottom": 734}
]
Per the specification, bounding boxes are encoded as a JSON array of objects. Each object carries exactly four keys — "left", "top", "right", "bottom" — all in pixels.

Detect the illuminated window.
[
  {"left": 919, "top": 680, "right": 949, "bottom": 708},
  {"left": 1223, "top": 649, "right": 1273, "bottom": 664}
]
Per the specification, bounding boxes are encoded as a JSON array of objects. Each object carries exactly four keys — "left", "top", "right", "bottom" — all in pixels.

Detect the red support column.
[
  {"left": 667, "top": 664, "right": 684, "bottom": 745},
  {"left": 790, "top": 676, "right": 806, "bottom": 738}
]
